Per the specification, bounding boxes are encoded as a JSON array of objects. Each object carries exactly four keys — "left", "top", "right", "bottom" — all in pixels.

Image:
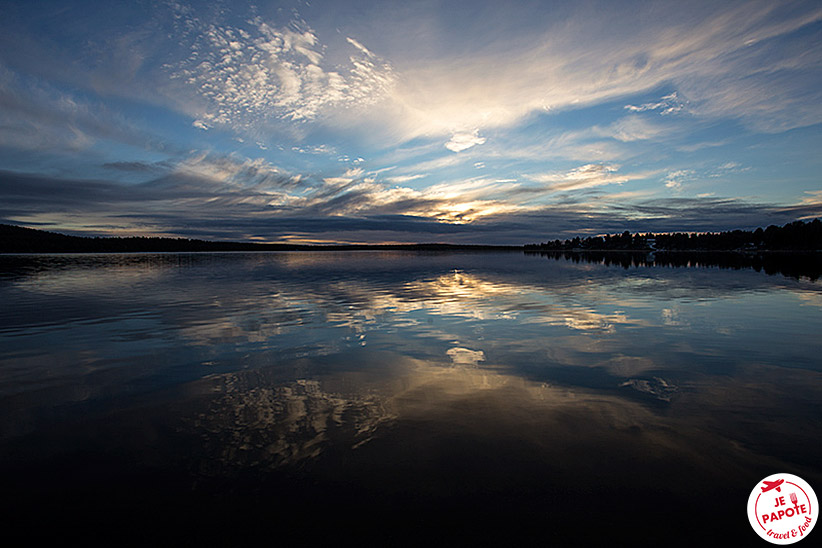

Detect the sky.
[{"left": 1, "top": 0, "right": 821, "bottom": 244}]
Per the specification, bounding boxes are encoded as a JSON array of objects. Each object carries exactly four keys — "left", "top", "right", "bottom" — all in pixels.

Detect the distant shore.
[
  {"left": 2, "top": 221, "right": 821, "bottom": 254},
  {"left": 3, "top": 223, "right": 821, "bottom": 280},
  {"left": 0, "top": 224, "right": 522, "bottom": 254}
]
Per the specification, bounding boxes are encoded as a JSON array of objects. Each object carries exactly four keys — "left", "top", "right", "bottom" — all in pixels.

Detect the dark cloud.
[
  {"left": 0, "top": 66, "right": 175, "bottom": 155},
  {"left": 2, "top": 169, "right": 820, "bottom": 245},
  {"left": 0, "top": 170, "right": 139, "bottom": 210},
  {"left": 102, "top": 161, "right": 169, "bottom": 173}
]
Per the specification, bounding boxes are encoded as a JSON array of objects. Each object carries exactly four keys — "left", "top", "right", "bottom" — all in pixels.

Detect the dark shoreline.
[
  {"left": 0, "top": 244, "right": 526, "bottom": 254},
  {"left": 525, "top": 249, "right": 822, "bottom": 281},
  {"left": 2, "top": 222, "right": 821, "bottom": 255}
]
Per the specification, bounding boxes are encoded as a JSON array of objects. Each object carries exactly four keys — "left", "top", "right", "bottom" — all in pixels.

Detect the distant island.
[{"left": 1, "top": 219, "right": 820, "bottom": 254}]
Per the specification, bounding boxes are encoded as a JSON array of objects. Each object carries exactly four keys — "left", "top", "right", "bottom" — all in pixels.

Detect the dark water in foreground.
[{"left": 1, "top": 251, "right": 821, "bottom": 545}]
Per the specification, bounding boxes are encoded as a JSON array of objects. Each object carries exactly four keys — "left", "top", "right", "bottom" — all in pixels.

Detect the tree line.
[
  {"left": 525, "top": 219, "right": 822, "bottom": 251},
  {"left": 2, "top": 218, "right": 821, "bottom": 254},
  {"left": 0, "top": 224, "right": 519, "bottom": 253}
]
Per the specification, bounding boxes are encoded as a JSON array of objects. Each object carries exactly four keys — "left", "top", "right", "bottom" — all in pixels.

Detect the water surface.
[{"left": 1, "top": 251, "right": 820, "bottom": 544}]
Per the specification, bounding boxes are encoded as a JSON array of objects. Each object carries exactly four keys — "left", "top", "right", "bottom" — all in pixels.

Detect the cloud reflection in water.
[{"left": 1, "top": 251, "right": 822, "bottom": 543}]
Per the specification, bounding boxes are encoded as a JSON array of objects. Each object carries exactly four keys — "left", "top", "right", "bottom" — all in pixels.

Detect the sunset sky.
[{"left": 1, "top": 0, "right": 821, "bottom": 244}]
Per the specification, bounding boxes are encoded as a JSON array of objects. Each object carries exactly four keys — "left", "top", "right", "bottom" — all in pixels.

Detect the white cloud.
[
  {"left": 323, "top": 167, "right": 364, "bottom": 186},
  {"left": 530, "top": 164, "right": 637, "bottom": 193},
  {"left": 169, "top": 12, "right": 396, "bottom": 131},
  {"left": 800, "top": 190, "right": 822, "bottom": 205},
  {"left": 676, "top": 140, "right": 729, "bottom": 153},
  {"left": 601, "top": 115, "right": 666, "bottom": 142},
  {"left": 368, "top": 1, "right": 822, "bottom": 146},
  {"left": 625, "top": 93, "right": 686, "bottom": 115},
  {"left": 663, "top": 170, "right": 694, "bottom": 190},
  {"left": 445, "top": 129, "right": 486, "bottom": 152},
  {"left": 343, "top": 167, "right": 364, "bottom": 178},
  {"left": 292, "top": 144, "right": 336, "bottom": 155},
  {"left": 447, "top": 347, "right": 485, "bottom": 367},
  {"left": 346, "top": 37, "right": 375, "bottom": 58},
  {"left": 401, "top": 153, "right": 467, "bottom": 173},
  {"left": 172, "top": 153, "right": 287, "bottom": 190},
  {"left": 706, "top": 162, "right": 750, "bottom": 178},
  {"left": 424, "top": 178, "right": 518, "bottom": 201},
  {"left": 385, "top": 174, "right": 427, "bottom": 184},
  {"left": 156, "top": 1, "right": 822, "bottom": 148}
]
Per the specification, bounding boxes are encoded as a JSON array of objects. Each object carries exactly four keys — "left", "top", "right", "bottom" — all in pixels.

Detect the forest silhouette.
[
  {"left": 1, "top": 219, "right": 820, "bottom": 257},
  {"left": 525, "top": 219, "right": 822, "bottom": 251}
]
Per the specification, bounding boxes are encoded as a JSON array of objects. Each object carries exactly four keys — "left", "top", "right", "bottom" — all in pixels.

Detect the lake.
[{"left": 1, "top": 251, "right": 821, "bottom": 545}]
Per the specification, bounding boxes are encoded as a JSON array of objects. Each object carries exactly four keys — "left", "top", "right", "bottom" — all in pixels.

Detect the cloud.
[
  {"left": 625, "top": 93, "right": 686, "bottom": 115},
  {"left": 0, "top": 64, "right": 167, "bottom": 154},
  {"left": 364, "top": 1, "right": 822, "bottom": 146},
  {"left": 447, "top": 347, "right": 485, "bottom": 366},
  {"left": 676, "top": 140, "right": 729, "bottom": 153},
  {"left": 102, "top": 161, "right": 168, "bottom": 173},
  {"left": 4, "top": 0, "right": 821, "bottom": 149},
  {"left": 292, "top": 144, "right": 336, "bottom": 155},
  {"left": 396, "top": 153, "right": 467, "bottom": 174},
  {"left": 385, "top": 174, "right": 427, "bottom": 184},
  {"left": 706, "top": 162, "right": 750, "bottom": 178},
  {"left": 663, "top": 170, "right": 694, "bottom": 190},
  {"left": 4, "top": 165, "right": 821, "bottom": 244},
  {"left": 529, "top": 164, "right": 635, "bottom": 193},
  {"left": 165, "top": 2, "right": 820, "bottom": 146},
  {"left": 346, "top": 37, "right": 375, "bottom": 58},
  {"left": 801, "top": 191, "right": 822, "bottom": 205},
  {"left": 600, "top": 115, "right": 667, "bottom": 142},
  {"left": 444, "top": 129, "right": 486, "bottom": 152},
  {"left": 168, "top": 9, "right": 396, "bottom": 131},
  {"left": 169, "top": 153, "right": 294, "bottom": 190}
]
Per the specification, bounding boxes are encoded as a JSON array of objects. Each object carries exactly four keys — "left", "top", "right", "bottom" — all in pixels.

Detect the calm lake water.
[{"left": 1, "top": 251, "right": 821, "bottom": 544}]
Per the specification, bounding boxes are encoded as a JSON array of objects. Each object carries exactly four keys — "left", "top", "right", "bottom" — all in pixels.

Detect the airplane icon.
[{"left": 761, "top": 479, "right": 784, "bottom": 493}]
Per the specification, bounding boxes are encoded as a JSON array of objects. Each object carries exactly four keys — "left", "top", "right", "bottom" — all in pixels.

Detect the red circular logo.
[{"left": 747, "top": 473, "right": 818, "bottom": 544}]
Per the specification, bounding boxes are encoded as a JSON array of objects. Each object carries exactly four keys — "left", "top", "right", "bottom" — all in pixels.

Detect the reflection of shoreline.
[{"left": 526, "top": 250, "right": 822, "bottom": 280}]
